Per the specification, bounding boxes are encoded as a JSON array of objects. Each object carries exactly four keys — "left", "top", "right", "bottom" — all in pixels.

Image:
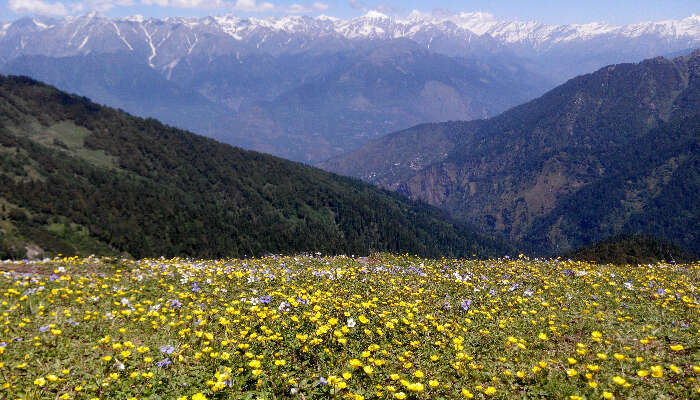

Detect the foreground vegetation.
[{"left": 0, "top": 254, "right": 697, "bottom": 399}]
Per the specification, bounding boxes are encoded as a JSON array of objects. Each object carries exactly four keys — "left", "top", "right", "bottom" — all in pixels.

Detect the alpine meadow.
[{"left": 0, "top": 2, "right": 698, "bottom": 399}]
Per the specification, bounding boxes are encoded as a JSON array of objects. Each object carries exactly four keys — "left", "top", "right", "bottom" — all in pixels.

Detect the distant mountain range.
[
  {"left": 0, "top": 75, "right": 508, "bottom": 259},
  {"left": 321, "top": 51, "right": 700, "bottom": 256},
  {"left": 0, "top": 11, "right": 698, "bottom": 162},
  {"left": 2, "top": 11, "right": 698, "bottom": 75}
]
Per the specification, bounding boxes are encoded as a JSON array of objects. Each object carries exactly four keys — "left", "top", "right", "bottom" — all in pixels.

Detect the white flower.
[{"left": 347, "top": 318, "right": 356, "bottom": 328}]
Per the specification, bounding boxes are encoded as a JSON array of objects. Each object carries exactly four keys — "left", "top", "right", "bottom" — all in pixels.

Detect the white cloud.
[
  {"left": 231, "top": 0, "right": 274, "bottom": 12},
  {"left": 286, "top": 3, "right": 308, "bottom": 13},
  {"left": 285, "top": 2, "right": 327, "bottom": 13},
  {"left": 140, "top": 0, "right": 229, "bottom": 8},
  {"left": 376, "top": 3, "right": 397, "bottom": 14},
  {"left": 141, "top": 0, "right": 169, "bottom": 6},
  {"left": 9, "top": 0, "right": 68, "bottom": 15},
  {"left": 9, "top": 0, "right": 324, "bottom": 16},
  {"left": 349, "top": 0, "right": 366, "bottom": 10},
  {"left": 312, "top": 2, "right": 328, "bottom": 11},
  {"left": 174, "top": 0, "right": 227, "bottom": 8},
  {"left": 80, "top": 0, "right": 135, "bottom": 12}
]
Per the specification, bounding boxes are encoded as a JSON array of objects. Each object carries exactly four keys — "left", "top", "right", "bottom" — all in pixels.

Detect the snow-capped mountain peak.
[
  {"left": 124, "top": 14, "right": 146, "bottom": 23},
  {"left": 362, "top": 10, "right": 390, "bottom": 20},
  {"left": 31, "top": 18, "right": 53, "bottom": 29},
  {"left": 316, "top": 14, "right": 340, "bottom": 22},
  {"left": 47, "top": 10, "right": 694, "bottom": 47},
  {"left": 446, "top": 11, "right": 501, "bottom": 35},
  {"left": 0, "top": 10, "right": 696, "bottom": 77}
]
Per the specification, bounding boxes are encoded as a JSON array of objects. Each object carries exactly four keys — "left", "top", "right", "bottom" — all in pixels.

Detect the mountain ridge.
[
  {"left": 5, "top": 12, "right": 697, "bottom": 60},
  {"left": 1, "top": 12, "right": 696, "bottom": 163},
  {"left": 320, "top": 51, "right": 700, "bottom": 255},
  {"left": 0, "top": 74, "right": 509, "bottom": 259},
  {"left": 2, "top": 12, "right": 697, "bottom": 86},
  {"left": 0, "top": 13, "right": 556, "bottom": 163}
]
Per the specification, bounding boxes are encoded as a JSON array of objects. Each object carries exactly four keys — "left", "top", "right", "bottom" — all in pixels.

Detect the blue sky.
[{"left": 2, "top": 0, "right": 698, "bottom": 24}]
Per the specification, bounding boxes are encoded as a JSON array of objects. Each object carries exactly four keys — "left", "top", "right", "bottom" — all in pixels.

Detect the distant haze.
[{"left": 1, "top": 11, "right": 696, "bottom": 161}]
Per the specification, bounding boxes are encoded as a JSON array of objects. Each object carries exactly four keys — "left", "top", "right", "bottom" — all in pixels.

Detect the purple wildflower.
[
  {"left": 460, "top": 299, "right": 472, "bottom": 312},
  {"left": 160, "top": 345, "right": 175, "bottom": 355},
  {"left": 156, "top": 358, "right": 172, "bottom": 368},
  {"left": 169, "top": 299, "right": 182, "bottom": 308}
]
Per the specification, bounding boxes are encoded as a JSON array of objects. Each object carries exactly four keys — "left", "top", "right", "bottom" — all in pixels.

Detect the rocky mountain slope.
[{"left": 321, "top": 51, "right": 700, "bottom": 255}]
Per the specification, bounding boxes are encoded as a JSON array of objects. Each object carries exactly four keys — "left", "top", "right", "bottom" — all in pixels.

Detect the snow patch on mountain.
[
  {"left": 0, "top": 10, "right": 696, "bottom": 74},
  {"left": 4, "top": 10, "right": 696, "bottom": 46},
  {"left": 111, "top": 21, "right": 133, "bottom": 51},
  {"left": 141, "top": 24, "right": 157, "bottom": 67}
]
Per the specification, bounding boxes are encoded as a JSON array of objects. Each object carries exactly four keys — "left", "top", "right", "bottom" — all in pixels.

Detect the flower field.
[{"left": 0, "top": 254, "right": 698, "bottom": 399}]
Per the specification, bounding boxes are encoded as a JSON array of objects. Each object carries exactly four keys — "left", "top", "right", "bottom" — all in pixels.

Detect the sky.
[{"left": 1, "top": 0, "right": 698, "bottom": 25}]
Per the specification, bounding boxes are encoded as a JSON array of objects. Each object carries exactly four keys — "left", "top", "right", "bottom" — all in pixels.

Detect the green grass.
[
  {"left": 6, "top": 120, "right": 117, "bottom": 170},
  {"left": 0, "top": 253, "right": 697, "bottom": 399},
  {"left": 47, "top": 122, "right": 117, "bottom": 169}
]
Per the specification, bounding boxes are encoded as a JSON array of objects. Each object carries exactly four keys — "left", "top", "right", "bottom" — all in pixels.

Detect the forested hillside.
[
  {"left": 0, "top": 76, "right": 508, "bottom": 259},
  {"left": 322, "top": 51, "right": 700, "bottom": 256},
  {"left": 565, "top": 234, "right": 694, "bottom": 264}
]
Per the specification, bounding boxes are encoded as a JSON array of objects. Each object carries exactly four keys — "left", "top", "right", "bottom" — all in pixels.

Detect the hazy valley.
[
  {"left": 322, "top": 50, "right": 700, "bottom": 255},
  {"left": 1, "top": 12, "right": 698, "bottom": 161}
]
